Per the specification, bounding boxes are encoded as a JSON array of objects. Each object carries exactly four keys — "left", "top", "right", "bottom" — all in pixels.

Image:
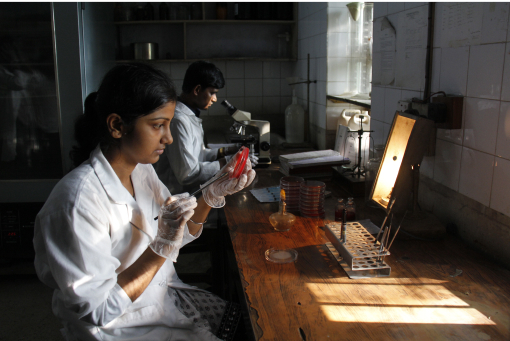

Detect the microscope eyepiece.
[{"left": 221, "top": 100, "right": 237, "bottom": 116}]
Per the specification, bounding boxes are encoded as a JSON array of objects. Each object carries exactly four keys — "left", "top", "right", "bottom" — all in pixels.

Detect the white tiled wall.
[
  {"left": 295, "top": 2, "right": 329, "bottom": 149},
  {"left": 155, "top": 60, "right": 294, "bottom": 120},
  {"left": 372, "top": 2, "right": 510, "bottom": 220}
]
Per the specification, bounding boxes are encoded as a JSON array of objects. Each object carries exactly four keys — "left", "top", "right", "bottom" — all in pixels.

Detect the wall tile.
[
  {"left": 437, "top": 127, "right": 465, "bottom": 146},
  {"left": 405, "top": 3, "right": 426, "bottom": 10},
  {"left": 280, "top": 62, "right": 293, "bottom": 79},
  {"left": 226, "top": 79, "right": 245, "bottom": 97},
  {"left": 245, "top": 79, "right": 262, "bottom": 97},
  {"left": 495, "top": 101, "right": 510, "bottom": 160},
  {"left": 373, "top": 2, "right": 387, "bottom": 19},
  {"left": 401, "top": 90, "right": 421, "bottom": 102},
  {"left": 318, "top": 103, "right": 328, "bottom": 131},
  {"left": 370, "top": 86, "right": 385, "bottom": 122},
  {"left": 213, "top": 61, "right": 226, "bottom": 76},
  {"left": 170, "top": 62, "right": 189, "bottom": 80},
  {"left": 317, "top": 57, "right": 328, "bottom": 82},
  {"left": 316, "top": 80, "right": 327, "bottom": 107},
  {"left": 226, "top": 61, "right": 244, "bottom": 79},
  {"left": 459, "top": 147, "right": 495, "bottom": 206},
  {"left": 383, "top": 88, "right": 402, "bottom": 124},
  {"left": 280, "top": 96, "right": 292, "bottom": 114},
  {"left": 316, "top": 8, "right": 328, "bottom": 35},
  {"left": 490, "top": 157, "right": 510, "bottom": 216},
  {"left": 501, "top": 43, "right": 510, "bottom": 101},
  {"left": 372, "top": 52, "right": 382, "bottom": 85},
  {"left": 262, "top": 97, "right": 281, "bottom": 115},
  {"left": 387, "top": 2, "right": 405, "bottom": 15},
  {"left": 244, "top": 96, "right": 263, "bottom": 115},
  {"left": 463, "top": 98, "right": 499, "bottom": 154},
  {"left": 317, "top": 35, "right": 328, "bottom": 59},
  {"left": 263, "top": 61, "right": 281, "bottom": 79},
  {"left": 467, "top": 43, "right": 505, "bottom": 100},
  {"left": 172, "top": 80, "right": 183, "bottom": 94},
  {"left": 431, "top": 48, "right": 441, "bottom": 93},
  {"left": 481, "top": 2, "right": 509, "bottom": 44},
  {"left": 421, "top": 155, "right": 435, "bottom": 179},
  {"left": 369, "top": 118, "right": 385, "bottom": 147},
  {"left": 382, "top": 122, "right": 391, "bottom": 145},
  {"left": 280, "top": 79, "right": 292, "bottom": 97},
  {"left": 433, "top": 3, "right": 444, "bottom": 48},
  {"left": 440, "top": 46, "right": 469, "bottom": 96},
  {"left": 263, "top": 79, "right": 281, "bottom": 97},
  {"left": 244, "top": 61, "right": 262, "bottom": 79},
  {"left": 433, "top": 139, "right": 462, "bottom": 191}
]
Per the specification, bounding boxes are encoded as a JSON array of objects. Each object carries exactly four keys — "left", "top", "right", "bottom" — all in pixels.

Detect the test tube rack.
[{"left": 325, "top": 221, "right": 391, "bottom": 279}]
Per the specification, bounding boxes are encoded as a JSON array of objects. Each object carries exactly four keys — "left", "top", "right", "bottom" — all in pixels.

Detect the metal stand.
[
  {"left": 325, "top": 221, "right": 391, "bottom": 278},
  {"left": 288, "top": 53, "right": 317, "bottom": 143},
  {"left": 348, "top": 127, "right": 373, "bottom": 179}
]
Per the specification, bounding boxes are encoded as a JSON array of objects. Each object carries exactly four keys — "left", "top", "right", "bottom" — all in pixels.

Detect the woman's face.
[{"left": 121, "top": 101, "right": 175, "bottom": 165}]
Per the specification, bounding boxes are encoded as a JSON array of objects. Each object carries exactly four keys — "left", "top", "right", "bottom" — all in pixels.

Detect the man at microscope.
[{"left": 155, "top": 60, "right": 258, "bottom": 195}]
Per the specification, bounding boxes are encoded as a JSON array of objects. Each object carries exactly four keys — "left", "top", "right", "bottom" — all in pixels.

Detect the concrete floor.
[{"left": 0, "top": 250, "right": 212, "bottom": 340}]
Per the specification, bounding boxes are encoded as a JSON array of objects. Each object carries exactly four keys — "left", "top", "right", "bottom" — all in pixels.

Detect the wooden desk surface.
[{"left": 223, "top": 164, "right": 510, "bottom": 341}]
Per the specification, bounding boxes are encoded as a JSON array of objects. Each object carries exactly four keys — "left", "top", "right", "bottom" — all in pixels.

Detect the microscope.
[{"left": 221, "top": 100, "right": 271, "bottom": 166}]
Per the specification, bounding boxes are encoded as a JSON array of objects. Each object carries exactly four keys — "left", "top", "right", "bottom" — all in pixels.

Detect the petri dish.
[
  {"left": 231, "top": 146, "right": 250, "bottom": 179},
  {"left": 300, "top": 180, "right": 326, "bottom": 189},
  {"left": 265, "top": 248, "right": 298, "bottom": 264},
  {"left": 280, "top": 176, "right": 305, "bottom": 187}
]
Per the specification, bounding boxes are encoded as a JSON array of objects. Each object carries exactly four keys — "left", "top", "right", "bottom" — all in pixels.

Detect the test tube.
[{"left": 341, "top": 209, "right": 347, "bottom": 243}]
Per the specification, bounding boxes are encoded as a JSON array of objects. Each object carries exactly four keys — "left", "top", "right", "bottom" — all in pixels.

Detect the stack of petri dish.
[
  {"left": 279, "top": 176, "right": 304, "bottom": 214},
  {"left": 300, "top": 180, "right": 326, "bottom": 218}
]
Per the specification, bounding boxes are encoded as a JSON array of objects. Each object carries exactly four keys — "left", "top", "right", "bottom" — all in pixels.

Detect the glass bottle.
[
  {"left": 177, "top": 4, "right": 189, "bottom": 20},
  {"left": 159, "top": 3, "right": 169, "bottom": 20},
  {"left": 144, "top": 2, "right": 154, "bottom": 20},
  {"left": 345, "top": 197, "right": 356, "bottom": 221},
  {"left": 269, "top": 189, "right": 296, "bottom": 232},
  {"left": 190, "top": 3, "right": 202, "bottom": 20},
  {"left": 169, "top": 4, "right": 177, "bottom": 20},
  {"left": 216, "top": 2, "right": 227, "bottom": 20},
  {"left": 234, "top": 2, "right": 239, "bottom": 19},
  {"left": 335, "top": 198, "right": 345, "bottom": 222}
]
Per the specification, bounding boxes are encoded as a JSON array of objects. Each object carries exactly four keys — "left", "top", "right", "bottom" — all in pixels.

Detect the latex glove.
[
  {"left": 150, "top": 193, "right": 197, "bottom": 262},
  {"left": 227, "top": 152, "right": 258, "bottom": 166},
  {"left": 249, "top": 154, "right": 259, "bottom": 167},
  {"left": 202, "top": 150, "right": 256, "bottom": 208}
]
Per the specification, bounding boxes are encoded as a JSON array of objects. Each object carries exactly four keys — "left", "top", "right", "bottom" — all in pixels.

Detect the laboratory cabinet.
[
  {"left": 114, "top": 2, "right": 298, "bottom": 62},
  {"left": 0, "top": 2, "right": 115, "bottom": 262}
]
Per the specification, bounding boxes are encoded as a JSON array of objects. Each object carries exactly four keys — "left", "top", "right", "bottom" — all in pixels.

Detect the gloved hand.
[
  {"left": 225, "top": 146, "right": 258, "bottom": 167},
  {"left": 150, "top": 193, "right": 197, "bottom": 262},
  {"left": 249, "top": 154, "right": 259, "bottom": 167},
  {"left": 202, "top": 150, "right": 256, "bottom": 208}
]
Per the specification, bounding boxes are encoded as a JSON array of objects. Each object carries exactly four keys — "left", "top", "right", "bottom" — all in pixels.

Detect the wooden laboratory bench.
[{"left": 220, "top": 159, "right": 510, "bottom": 341}]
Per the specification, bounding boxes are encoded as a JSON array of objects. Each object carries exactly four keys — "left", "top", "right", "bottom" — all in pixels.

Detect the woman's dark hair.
[
  {"left": 70, "top": 63, "right": 177, "bottom": 167},
  {"left": 181, "top": 60, "right": 225, "bottom": 93}
]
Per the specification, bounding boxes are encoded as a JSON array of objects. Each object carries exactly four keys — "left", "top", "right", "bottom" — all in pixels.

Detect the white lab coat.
[
  {"left": 33, "top": 145, "right": 220, "bottom": 341},
  {"left": 155, "top": 101, "right": 220, "bottom": 194}
]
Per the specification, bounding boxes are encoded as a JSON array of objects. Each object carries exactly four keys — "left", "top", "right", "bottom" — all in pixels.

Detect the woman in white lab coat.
[{"left": 33, "top": 63, "right": 255, "bottom": 341}]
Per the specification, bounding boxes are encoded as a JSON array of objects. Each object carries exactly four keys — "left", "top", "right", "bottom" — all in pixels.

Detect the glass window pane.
[{"left": 0, "top": 2, "right": 63, "bottom": 179}]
